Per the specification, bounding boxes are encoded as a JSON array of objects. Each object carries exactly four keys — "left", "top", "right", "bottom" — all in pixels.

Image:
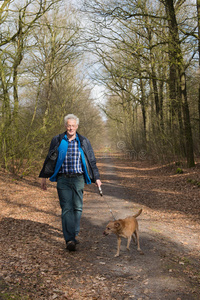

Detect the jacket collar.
[{"left": 61, "top": 131, "right": 84, "bottom": 143}]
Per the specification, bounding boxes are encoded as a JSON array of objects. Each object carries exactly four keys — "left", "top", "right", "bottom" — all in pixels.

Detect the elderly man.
[{"left": 39, "top": 114, "right": 101, "bottom": 251}]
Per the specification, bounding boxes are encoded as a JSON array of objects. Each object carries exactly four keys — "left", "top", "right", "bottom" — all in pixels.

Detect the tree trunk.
[
  {"left": 180, "top": 71, "right": 195, "bottom": 167},
  {"left": 139, "top": 77, "right": 147, "bottom": 144},
  {"left": 197, "top": 0, "right": 200, "bottom": 141},
  {"left": 164, "top": 0, "right": 195, "bottom": 166},
  {"left": 13, "top": 13, "right": 23, "bottom": 131},
  {"left": 145, "top": 16, "right": 160, "bottom": 119}
]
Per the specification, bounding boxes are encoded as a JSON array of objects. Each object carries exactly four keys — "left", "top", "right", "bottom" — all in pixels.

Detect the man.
[{"left": 39, "top": 114, "right": 102, "bottom": 251}]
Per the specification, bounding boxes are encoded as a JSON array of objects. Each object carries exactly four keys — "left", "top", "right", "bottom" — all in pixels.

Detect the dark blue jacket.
[{"left": 39, "top": 132, "right": 100, "bottom": 183}]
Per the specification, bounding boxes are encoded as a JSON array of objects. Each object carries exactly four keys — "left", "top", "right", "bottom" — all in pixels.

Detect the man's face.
[{"left": 65, "top": 119, "right": 78, "bottom": 138}]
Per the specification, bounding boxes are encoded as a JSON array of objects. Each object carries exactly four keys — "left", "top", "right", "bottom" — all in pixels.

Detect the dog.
[{"left": 103, "top": 209, "right": 143, "bottom": 257}]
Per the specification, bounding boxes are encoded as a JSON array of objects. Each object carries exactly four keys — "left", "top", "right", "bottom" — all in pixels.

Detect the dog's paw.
[
  {"left": 138, "top": 249, "right": 144, "bottom": 255},
  {"left": 114, "top": 253, "right": 120, "bottom": 257}
]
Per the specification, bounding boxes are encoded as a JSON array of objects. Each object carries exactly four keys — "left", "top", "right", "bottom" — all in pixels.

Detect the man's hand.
[
  {"left": 41, "top": 178, "right": 47, "bottom": 190},
  {"left": 96, "top": 179, "right": 102, "bottom": 188},
  {"left": 96, "top": 179, "right": 102, "bottom": 196}
]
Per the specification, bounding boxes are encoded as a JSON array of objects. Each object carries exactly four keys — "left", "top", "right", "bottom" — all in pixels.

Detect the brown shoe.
[{"left": 66, "top": 241, "right": 76, "bottom": 251}]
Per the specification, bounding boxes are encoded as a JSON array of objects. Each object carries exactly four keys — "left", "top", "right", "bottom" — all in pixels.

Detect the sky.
[{"left": 67, "top": 0, "right": 108, "bottom": 110}]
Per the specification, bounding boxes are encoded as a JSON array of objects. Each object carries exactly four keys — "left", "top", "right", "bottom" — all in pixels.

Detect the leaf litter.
[{"left": 0, "top": 157, "right": 200, "bottom": 299}]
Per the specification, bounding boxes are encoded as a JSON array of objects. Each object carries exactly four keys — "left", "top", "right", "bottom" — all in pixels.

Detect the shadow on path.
[{"left": 0, "top": 157, "right": 200, "bottom": 299}]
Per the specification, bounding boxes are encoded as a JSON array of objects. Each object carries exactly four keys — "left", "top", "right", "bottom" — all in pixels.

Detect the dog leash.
[{"left": 98, "top": 186, "right": 116, "bottom": 221}]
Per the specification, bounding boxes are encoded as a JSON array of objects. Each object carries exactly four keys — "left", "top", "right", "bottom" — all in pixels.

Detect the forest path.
[{"left": 0, "top": 156, "right": 200, "bottom": 299}]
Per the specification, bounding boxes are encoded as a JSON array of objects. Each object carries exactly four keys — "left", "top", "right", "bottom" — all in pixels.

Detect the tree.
[
  {"left": 0, "top": 0, "right": 62, "bottom": 170},
  {"left": 197, "top": 0, "right": 200, "bottom": 140},
  {"left": 0, "top": 1, "right": 84, "bottom": 174},
  {"left": 82, "top": 0, "right": 197, "bottom": 165},
  {"left": 163, "top": 0, "right": 195, "bottom": 167}
]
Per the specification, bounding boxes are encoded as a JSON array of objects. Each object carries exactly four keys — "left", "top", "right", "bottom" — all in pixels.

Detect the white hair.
[{"left": 64, "top": 114, "right": 79, "bottom": 126}]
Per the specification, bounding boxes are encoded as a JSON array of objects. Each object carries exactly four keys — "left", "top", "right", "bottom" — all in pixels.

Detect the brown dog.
[{"left": 103, "top": 209, "right": 143, "bottom": 257}]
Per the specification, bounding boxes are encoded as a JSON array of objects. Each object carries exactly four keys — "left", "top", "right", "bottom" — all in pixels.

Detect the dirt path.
[{"left": 0, "top": 156, "right": 200, "bottom": 299}]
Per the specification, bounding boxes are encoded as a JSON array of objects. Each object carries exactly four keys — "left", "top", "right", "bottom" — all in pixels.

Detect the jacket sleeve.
[
  {"left": 81, "top": 137, "right": 100, "bottom": 183},
  {"left": 39, "top": 135, "right": 60, "bottom": 178}
]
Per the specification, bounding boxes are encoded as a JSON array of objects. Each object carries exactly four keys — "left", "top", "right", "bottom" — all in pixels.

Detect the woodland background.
[{"left": 0, "top": 0, "right": 200, "bottom": 175}]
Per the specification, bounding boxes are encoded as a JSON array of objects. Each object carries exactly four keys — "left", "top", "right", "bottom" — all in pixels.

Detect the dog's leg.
[
  {"left": 135, "top": 229, "right": 141, "bottom": 251},
  {"left": 132, "top": 234, "right": 136, "bottom": 244},
  {"left": 115, "top": 237, "right": 121, "bottom": 257},
  {"left": 126, "top": 236, "right": 132, "bottom": 251},
  {"left": 135, "top": 229, "right": 144, "bottom": 254}
]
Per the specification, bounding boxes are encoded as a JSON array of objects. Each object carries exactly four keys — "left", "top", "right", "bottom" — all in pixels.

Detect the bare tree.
[
  {"left": 0, "top": 0, "right": 83, "bottom": 173},
  {"left": 82, "top": 0, "right": 197, "bottom": 165},
  {"left": 197, "top": 0, "right": 200, "bottom": 140}
]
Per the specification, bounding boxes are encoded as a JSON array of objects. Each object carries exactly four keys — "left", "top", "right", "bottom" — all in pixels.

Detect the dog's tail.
[{"left": 133, "top": 209, "right": 142, "bottom": 218}]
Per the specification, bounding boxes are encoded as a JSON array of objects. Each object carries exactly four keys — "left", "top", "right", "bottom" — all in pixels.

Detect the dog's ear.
[{"left": 114, "top": 222, "right": 121, "bottom": 228}]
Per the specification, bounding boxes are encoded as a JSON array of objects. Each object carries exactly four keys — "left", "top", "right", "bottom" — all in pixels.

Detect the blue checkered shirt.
[{"left": 59, "top": 137, "right": 83, "bottom": 174}]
